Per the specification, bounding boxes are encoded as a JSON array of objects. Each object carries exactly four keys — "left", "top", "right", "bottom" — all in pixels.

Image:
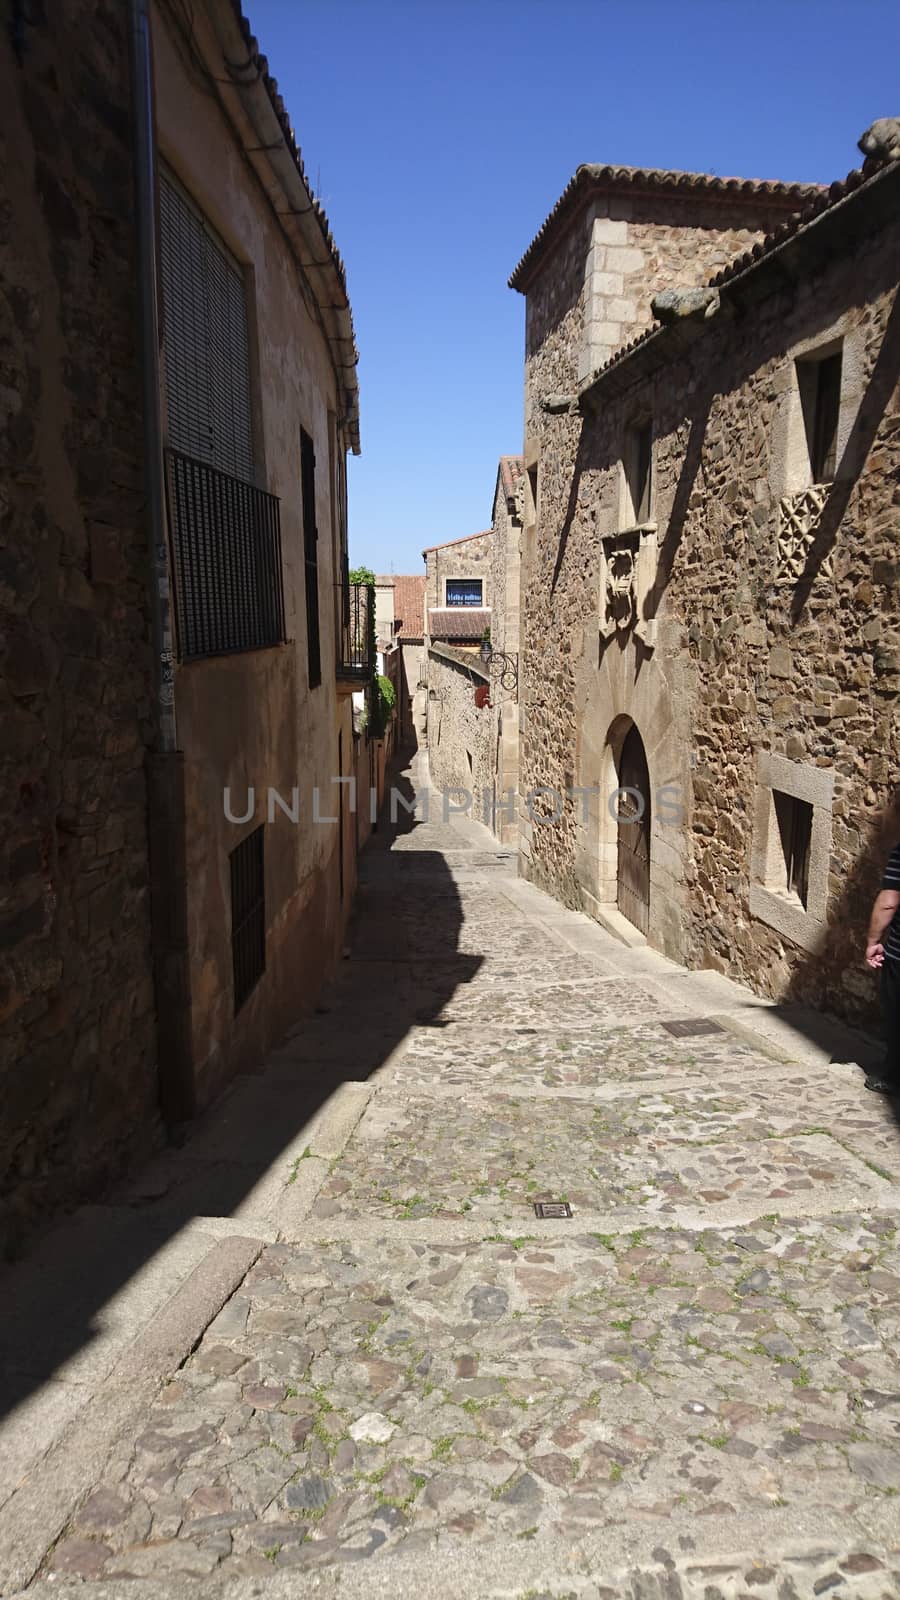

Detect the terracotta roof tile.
[
  {"left": 428, "top": 607, "right": 491, "bottom": 641},
  {"left": 422, "top": 531, "right": 491, "bottom": 554},
  {"left": 499, "top": 455, "right": 525, "bottom": 502},
  {"left": 392, "top": 575, "right": 426, "bottom": 640},
  {"left": 229, "top": 2, "right": 360, "bottom": 452},
  {"left": 509, "top": 162, "right": 825, "bottom": 292}
]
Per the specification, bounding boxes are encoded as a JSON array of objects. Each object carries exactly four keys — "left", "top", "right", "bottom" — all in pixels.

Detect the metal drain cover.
[
  {"left": 533, "top": 1201, "right": 572, "bottom": 1219},
  {"left": 660, "top": 1018, "right": 725, "bottom": 1038}
]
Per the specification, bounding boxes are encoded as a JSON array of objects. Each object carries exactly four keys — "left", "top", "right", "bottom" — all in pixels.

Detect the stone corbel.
[{"left": 599, "top": 522, "right": 659, "bottom": 648}]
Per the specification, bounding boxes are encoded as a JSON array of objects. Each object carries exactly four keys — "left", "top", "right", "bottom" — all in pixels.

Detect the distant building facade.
[
  {"left": 374, "top": 576, "right": 427, "bottom": 746},
  {"left": 423, "top": 492, "right": 524, "bottom": 845}
]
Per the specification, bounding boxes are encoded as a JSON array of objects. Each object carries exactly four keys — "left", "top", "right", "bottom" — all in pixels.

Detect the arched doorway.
[{"left": 616, "top": 722, "right": 651, "bottom": 934}]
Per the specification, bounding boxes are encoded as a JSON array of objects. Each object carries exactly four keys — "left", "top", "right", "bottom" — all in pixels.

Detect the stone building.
[
  {"left": 0, "top": 0, "right": 364, "bottom": 1245},
  {"left": 423, "top": 481, "right": 525, "bottom": 845},
  {"left": 510, "top": 139, "right": 900, "bottom": 1020},
  {"left": 374, "top": 575, "right": 427, "bottom": 745},
  {"left": 488, "top": 457, "right": 526, "bottom": 844},
  {"left": 424, "top": 531, "right": 492, "bottom": 809}
]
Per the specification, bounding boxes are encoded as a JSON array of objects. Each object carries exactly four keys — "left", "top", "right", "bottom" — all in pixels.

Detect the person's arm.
[{"left": 866, "top": 889, "right": 900, "bottom": 967}]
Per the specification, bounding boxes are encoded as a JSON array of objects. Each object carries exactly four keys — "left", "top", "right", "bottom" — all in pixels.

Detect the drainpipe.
[
  {"left": 129, "top": 0, "right": 175, "bottom": 749},
  {"left": 129, "top": 0, "right": 196, "bottom": 1125}
]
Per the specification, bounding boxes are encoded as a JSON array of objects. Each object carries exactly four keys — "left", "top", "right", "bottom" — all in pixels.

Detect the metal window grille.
[
  {"left": 159, "top": 171, "right": 284, "bottom": 658},
  {"left": 165, "top": 448, "right": 285, "bottom": 659},
  {"left": 445, "top": 580, "right": 483, "bottom": 607},
  {"left": 230, "top": 825, "right": 265, "bottom": 1013},
  {"left": 300, "top": 428, "right": 321, "bottom": 688},
  {"left": 336, "top": 581, "right": 373, "bottom": 680}
]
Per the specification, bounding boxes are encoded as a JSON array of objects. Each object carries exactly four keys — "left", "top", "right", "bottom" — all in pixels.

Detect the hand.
[{"left": 866, "top": 941, "right": 885, "bottom": 969}]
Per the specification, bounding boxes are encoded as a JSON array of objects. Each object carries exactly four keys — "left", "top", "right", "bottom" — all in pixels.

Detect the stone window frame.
[
  {"left": 769, "top": 315, "right": 864, "bottom": 503},
  {"left": 768, "top": 315, "right": 864, "bottom": 588},
  {"left": 620, "top": 414, "right": 654, "bottom": 530},
  {"left": 749, "top": 752, "right": 834, "bottom": 953},
  {"left": 444, "top": 577, "right": 484, "bottom": 608}
]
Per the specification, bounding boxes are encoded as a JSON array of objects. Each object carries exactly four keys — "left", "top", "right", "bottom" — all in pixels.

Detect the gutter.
[
  {"left": 129, "top": 0, "right": 177, "bottom": 752},
  {"left": 129, "top": 0, "right": 195, "bottom": 1127}
]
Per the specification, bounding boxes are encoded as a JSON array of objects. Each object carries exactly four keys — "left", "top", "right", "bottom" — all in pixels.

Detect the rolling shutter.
[{"left": 158, "top": 170, "right": 254, "bottom": 484}]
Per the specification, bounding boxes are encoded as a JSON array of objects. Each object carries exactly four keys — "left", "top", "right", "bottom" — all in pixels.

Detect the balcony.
[
  {"left": 336, "top": 580, "right": 373, "bottom": 690},
  {"left": 165, "top": 449, "right": 286, "bottom": 660}
]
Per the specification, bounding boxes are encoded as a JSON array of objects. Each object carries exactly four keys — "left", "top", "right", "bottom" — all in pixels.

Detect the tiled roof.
[
  {"left": 509, "top": 163, "right": 825, "bottom": 292},
  {"left": 422, "top": 531, "right": 491, "bottom": 554},
  {"left": 392, "top": 575, "right": 426, "bottom": 640},
  {"left": 228, "top": 2, "right": 360, "bottom": 453},
  {"left": 498, "top": 455, "right": 525, "bottom": 503},
  {"left": 709, "top": 157, "right": 886, "bottom": 286},
  {"left": 428, "top": 608, "right": 491, "bottom": 641},
  {"left": 578, "top": 154, "right": 895, "bottom": 398}
]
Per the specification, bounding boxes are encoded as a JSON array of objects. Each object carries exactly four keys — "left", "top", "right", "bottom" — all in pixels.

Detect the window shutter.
[
  {"left": 159, "top": 170, "right": 254, "bottom": 484},
  {"left": 301, "top": 429, "right": 321, "bottom": 688}
]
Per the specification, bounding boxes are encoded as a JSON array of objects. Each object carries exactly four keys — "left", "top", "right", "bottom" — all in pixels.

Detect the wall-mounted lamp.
[{"left": 478, "top": 637, "right": 518, "bottom": 695}]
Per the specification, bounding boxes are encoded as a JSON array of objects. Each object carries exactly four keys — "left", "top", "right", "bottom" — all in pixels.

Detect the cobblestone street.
[{"left": 4, "top": 752, "right": 900, "bottom": 1599}]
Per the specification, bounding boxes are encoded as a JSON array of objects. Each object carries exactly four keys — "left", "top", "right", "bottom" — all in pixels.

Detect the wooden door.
[{"left": 617, "top": 724, "right": 650, "bottom": 934}]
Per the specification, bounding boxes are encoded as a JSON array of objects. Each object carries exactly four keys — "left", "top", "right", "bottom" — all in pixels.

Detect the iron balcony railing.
[
  {"left": 336, "top": 579, "right": 373, "bottom": 681},
  {"left": 165, "top": 448, "right": 286, "bottom": 661}
]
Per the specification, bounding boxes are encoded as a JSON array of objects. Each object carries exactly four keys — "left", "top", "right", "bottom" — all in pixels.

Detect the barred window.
[{"left": 159, "top": 170, "right": 284, "bottom": 659}]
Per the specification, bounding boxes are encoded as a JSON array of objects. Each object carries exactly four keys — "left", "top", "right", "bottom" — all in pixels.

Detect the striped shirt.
[{"left": 883, "top": 844, "right": 900, "bottom": 963}]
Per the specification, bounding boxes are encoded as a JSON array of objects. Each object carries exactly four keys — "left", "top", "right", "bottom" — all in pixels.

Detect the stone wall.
[
  {"left": 398, "top": 641, "right": 425, "bottom": 745},
  {"left": 518, "top": 167, "right": 900, "bottom": 1021},
  {"left": 488, "top": 471, "right": 522, "bottom": 844},
  {"left": 425, "top": 646, "right": 495, "bottom": 827},
  {"left": 0, "top": 5, "right": 160, "bottom": 1248}
]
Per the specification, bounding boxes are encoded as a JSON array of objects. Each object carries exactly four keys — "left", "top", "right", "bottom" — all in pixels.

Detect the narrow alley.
[{"left": 3, "top": 752, "right": 900, "bottom": 1599}]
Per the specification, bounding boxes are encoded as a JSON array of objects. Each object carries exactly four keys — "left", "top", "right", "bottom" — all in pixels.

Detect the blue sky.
[{"left": 248, "top": 0, "right": 900, "bottom": 575}]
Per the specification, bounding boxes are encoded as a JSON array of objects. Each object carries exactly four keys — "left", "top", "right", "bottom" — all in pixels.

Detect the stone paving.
[{"left": 16, "top": 755, "right": 900, "bottom": 1596}]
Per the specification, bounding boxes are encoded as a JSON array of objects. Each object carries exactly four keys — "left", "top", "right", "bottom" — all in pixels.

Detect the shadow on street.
[{"left": 0, "top": 746, "right": 484, "bottom": 1426}]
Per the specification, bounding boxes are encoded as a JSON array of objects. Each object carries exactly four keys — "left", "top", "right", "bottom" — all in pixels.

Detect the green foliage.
[{"left": 345, "top": 571, "right": 397, "bottom": 740}]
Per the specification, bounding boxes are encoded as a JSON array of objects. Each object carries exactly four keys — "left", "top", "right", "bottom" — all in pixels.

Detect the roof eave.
[
  {"left": 207, "top": 1, "right": 361, "bottom": 453},
  {"left": 509, "top": 165, "right": 825, "bottom": 295}
]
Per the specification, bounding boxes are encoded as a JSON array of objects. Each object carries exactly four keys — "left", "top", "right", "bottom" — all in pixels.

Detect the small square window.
[
  {"left": 769, "top": 791, "right": 812, "bottom": 909},
  {"left": 445, "top": 579, "right": 483, "bottom": 607},
  {"left": 231, "top": 825, "right": 265, "bottom": 1012},
  {"left": 624, "top": 420, "right": 653, "bottom": 525},
  {"left": 749, "top": 754, "right": 833, "bottom": 951},
  {"left": 797, "top": 348, "right": 842, "bottom": 484}
]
